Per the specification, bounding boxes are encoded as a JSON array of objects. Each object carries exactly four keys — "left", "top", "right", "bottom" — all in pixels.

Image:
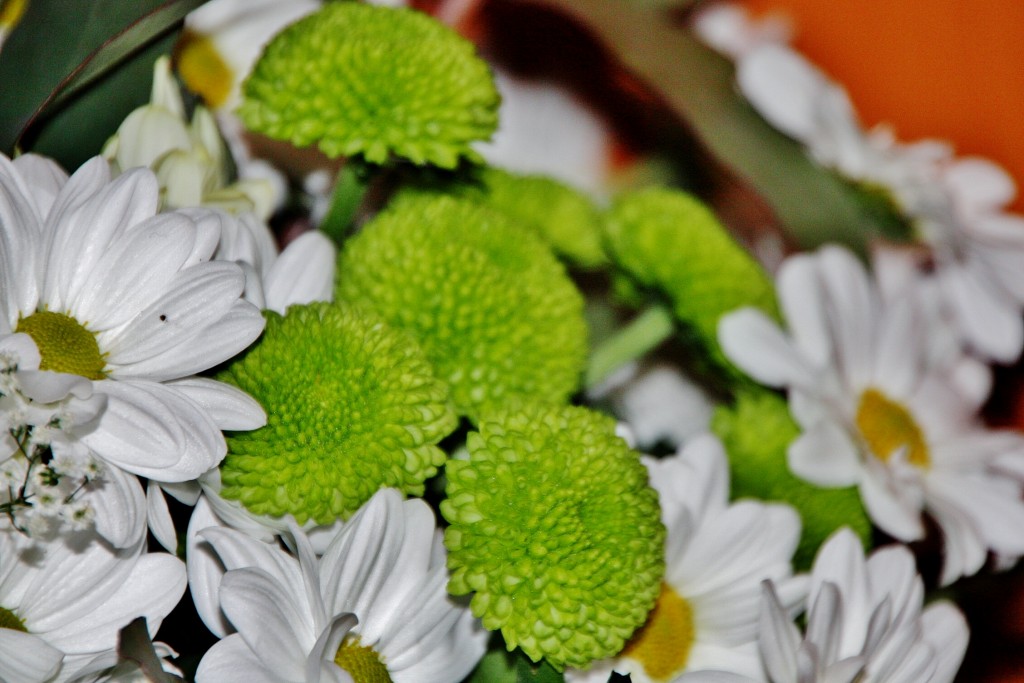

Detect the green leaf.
[
  {"left": 515, "top": 656, "right": 565, "bottom": 683},
  {"left": 464, "top": 648, "right": 566, "bottom": 683},
  {"left": 0, "top": 0, "right": 209, "bottom": 159},
  {"left": 466, "top": 649, "right": 519, "bottom": 683},
  {"left": 712, "top": 388, "right": 872, "bottom": 569},
  {"left": 531, "top": 0, "right": 891, "bottom": 252}
]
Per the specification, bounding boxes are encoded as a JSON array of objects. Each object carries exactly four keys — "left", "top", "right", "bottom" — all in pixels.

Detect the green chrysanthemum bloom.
[
  {"left": 713, "top": 387, "right": 871, "bottom": 569},
  {"left": 217, "top": 302, "right": 457, "bottom": 524},
  {"left": 442, "top": 404, "right": 665, "bottom": 670},
  {"left": 335, "top": 194, "right": 588, "bottom": 421},
  {"left": 239, "top": 3, "right": 500, "bottom": 168},
  {"left": 401, "top": 167, "right": 608, "bottom": 268},
  {"left": 603, "top": 188, "right": 778, "bottom": 366}
]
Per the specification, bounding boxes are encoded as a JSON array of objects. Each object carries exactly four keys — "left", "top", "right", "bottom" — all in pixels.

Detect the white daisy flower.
[
  {"left": 568, "top": 434, "right": 806, "bottom": 683},
  {"left": 719, "top": 245, "right": 1024, "bottom": 584},
  {"left": 0, "top": 153, "right": 266, "bottom": 543},
  {"left": 192, "top": 488, "right": 487, "bottom": 683},
  {"left": 0, "top": 526, "right": 186, "bottom": 683},
  {"left": 681, "top": 528, "right": 969, "bottom": 683},
  {"left": 103, "top": 56, "right": 276, "bottom": 220}
]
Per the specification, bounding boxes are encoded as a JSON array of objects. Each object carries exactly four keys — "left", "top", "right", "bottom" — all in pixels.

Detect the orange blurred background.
[{"left": 743, "top": 0, "right": 1024, "bottom": 211}]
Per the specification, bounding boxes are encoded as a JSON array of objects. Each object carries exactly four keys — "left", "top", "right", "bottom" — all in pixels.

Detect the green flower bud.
[
  {"left": 218, "top": 303, "right": 457, "bottom": 524},
  {"left": 442, "top": 403, "right": 665, "bottom": 670},
  {"left": 239, "top": 3, "right": 499, "bottom": 168},
  {"left": 401, "top": 167, "right": 608, "bottom": 268},
  {"left": 335, "top": 194, "right": 588, "bottom": 422},
  {"left": 603, "top": 188, "right": 778, "bottom": 370}
]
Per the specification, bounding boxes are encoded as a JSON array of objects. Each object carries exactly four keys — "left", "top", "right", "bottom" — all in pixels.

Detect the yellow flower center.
[
  {"left": 855, "top": 388, "right": 930, "bottom": 468},
  {"left": 176, "top": 31, "right": 234, "bottom": 109},
  {"left": 334, "top": 635, "right": 392, "bottom": 683},
  {"left": 0, "top": 606, "right": 27, "bottom": 632},
  {"left": 16, "top": 311, "right": 106, "bottom": 380},
  {"left": 620, "top": 583, "right": 695, "bottom": 682},
  {"left": 0, "top": 0, "right": 27, "bottom": 30}
]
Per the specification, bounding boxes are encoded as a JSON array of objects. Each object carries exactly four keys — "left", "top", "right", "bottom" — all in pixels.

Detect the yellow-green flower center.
[
  {"left": 620, "top": 583, "right": 695, "bottom": 682},
  {"left": 334, "top": 635, "right": 391, "bottom": 683},
  {"left": 16, "top": 311, "right": 106, "bottom": 379},
  {"left": 0, "top": 606, "right": 27, "bottom": 632},
  {"left": 855, "top": 388, "right": 930, "bottom": 468},
  {"left": 176, "top": 31, "right": 234, "bottom": 109}
]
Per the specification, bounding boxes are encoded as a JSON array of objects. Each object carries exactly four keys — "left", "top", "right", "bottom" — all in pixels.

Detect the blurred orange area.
[{"left": 743, "top": 0, "right": 1024, "bottom": 210}]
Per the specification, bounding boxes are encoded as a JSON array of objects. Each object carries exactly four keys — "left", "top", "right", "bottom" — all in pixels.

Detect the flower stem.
[
  {"left": 585, "top": 304, "right": 675, "bottom": 389},
  {"left": 319, "top": 162, "right": 370, "bottom": 245}
]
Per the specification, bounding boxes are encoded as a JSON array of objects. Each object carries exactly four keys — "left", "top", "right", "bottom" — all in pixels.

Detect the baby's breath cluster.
[
  {"left": 442, "top": 403, "right": 665, "bottom": 671},
  {"left": 335, "top": 194, "right": 588, "bottom": 421},
  {"left": 239, "top": 3, "right": 500, "bottom": 168},
  {"left": 0, "top": 349, "right": 103, "bottom": 537},
  {"left": 217, "top": 303, "right": 457, "bottom": 524}
]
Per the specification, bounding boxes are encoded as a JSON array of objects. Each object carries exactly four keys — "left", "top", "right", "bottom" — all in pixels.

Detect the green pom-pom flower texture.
[
  {"left": 239, "top": 3, "right": 500, "bottom": 168},
  {"left": 217, "top": 302, "right": 457, "bottom": 524},
  {"left": 401, "top": 166, "right": 608, "bottom": 268},
  {"left": 603, "top": 188, "right": 778, "bottom": 369},
  {"left": 335, "top": 194, "right": 589, "bottom": 421},
  {"left": 442, "top": 403, "right": 665, "bottom": 671}
]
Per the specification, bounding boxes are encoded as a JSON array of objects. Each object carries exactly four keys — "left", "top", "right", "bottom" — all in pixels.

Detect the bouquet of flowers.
[{"left": 1, "top": 0, "right": 1022, "bottom": 681}]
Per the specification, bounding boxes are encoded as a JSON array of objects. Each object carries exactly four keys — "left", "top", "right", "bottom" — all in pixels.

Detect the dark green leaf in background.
[
  {"left": 532, "top": 0, "right": 901, "bottom": 252},
  {"left": 0, "top": 0, "right": 209, "bottom": 169}
]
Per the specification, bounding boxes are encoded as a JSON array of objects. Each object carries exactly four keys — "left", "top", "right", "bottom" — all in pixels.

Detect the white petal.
[
  {"left": 945, "top": 157, "right": 1015, "bottom": 213},
  {"left": 758, "top": 581, "right": 802, "bottom": 683},
  {"left": 737, "top": 44, "right": 856, "bottom": 149},
  {"left": 920, "top": 602, "right": 969, "bottom": 683},
  {"left": 196, "top": 634, "right": 281, "bottom": 683},
  {"left": 0, "top": 629, "right": 64, "bottom": 683},
  {"left": 107, "top": 299, "right": 264, "bottom": 381},
  {"left": 44, "top": 164, "right": 157, "bottom": 313},
  {"left": 940, "top": 263, "right": 1023, "bottom": 362},
  {"left": 86, "top": 464, "right": 148, "bottom": 549},
  {"left": 718, "top": 308, "right": 815, "bottom": 388},
  {"left": 165, "top": 377, "right": 266, "bottom": 431},
  {"left": 83, "top": 380, "right": 225, "bottom": 482},
  {"left": 148, "top": 480, "right": 179, "bottom": 553},
  {"left": 102, "top": 261, "right": 245, "bottom": 366},
  {"left": 787, "top": 421, "right": 862, "bottom": 487},
  {"left": 857, "top": 469, "right": 925, "bottom": 542},
  {"left": 44, "top": 553, "right": 186, "bottom": 654},
  {"left": 220, "top": 568, "right": 314, "bottom": 680},
  {"left": 264, "top": 231, "right": 337, "bottom": 314},
  {"left": 0, "top": 333, "right": 40, "bottom": 368},
  {"left": 71, "top": 213, "right": 195, "bottom": 331},
  {"left": 817, "top": 246, "right": 877, "bottom": 390},
  {"left": 306, "top": 613, "right": 358, "bottom": 683},
  {"left": 11, "top": 153, "right": 67, "bottom": 217},
  {"left": 777, "top": 252, "right": 831, "bottom": 368},
  {"left": 186, "top": 496, "right": 233, "bottom": 638}
]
